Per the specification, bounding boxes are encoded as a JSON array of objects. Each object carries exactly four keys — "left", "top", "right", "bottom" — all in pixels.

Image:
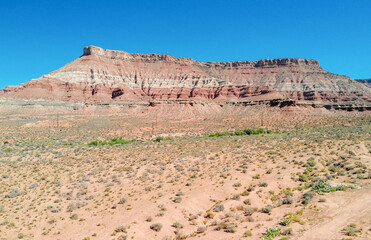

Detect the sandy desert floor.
[{"left": 0, "top": 105, "right": 370, "bottom": 240}]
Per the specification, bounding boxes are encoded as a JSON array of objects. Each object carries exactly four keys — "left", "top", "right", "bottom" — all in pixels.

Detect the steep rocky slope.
[{"left": 1, "top": 46, "right": 370, "bottom": 103}]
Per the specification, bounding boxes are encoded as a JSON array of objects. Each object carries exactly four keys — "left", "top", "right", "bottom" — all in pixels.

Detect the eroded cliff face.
[{"left": 1, "top": 46, "right": 370, "bottom": 103}]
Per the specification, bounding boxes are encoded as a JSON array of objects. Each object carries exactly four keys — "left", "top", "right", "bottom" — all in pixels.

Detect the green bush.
[
  {"left": 208, "top": 128, "right": 272, "bottom": 137},
  {"left": 343, "top": 223, "right": 362, "bottom": 236},
  {"left": 88, "top": 137, "right": 135, "bottom": 146},
  {"left": 155, "top": 136, "right": 164, "bottom": 142},
  {"left": 279, "top": 218, "right": 291, "bottom": 226},
  {"left": 262, "top": 227, "right": 281, "bottom": 240},
  {"left": 311, "top": 181, "right": 346, "bottom": 193}
]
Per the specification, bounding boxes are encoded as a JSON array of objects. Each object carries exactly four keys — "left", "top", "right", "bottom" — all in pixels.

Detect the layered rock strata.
[{"left": 1, "top": 46, "right": 370, "bottom": 103}]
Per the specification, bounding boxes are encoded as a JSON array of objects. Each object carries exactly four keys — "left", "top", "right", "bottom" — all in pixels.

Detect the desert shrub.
[
  {"left": 234, "top": 130, "right": 245, "bottom": 136},
  {"left": 67, "top": 203, "right": 76, "bottom": 212},
  {"left": 225, "top": 224, "right": 237, "bottom": 233},
  {"left": 282, "top": 198, "right": 293, "bottom": 205},
  {"left": 173, "top": 196, "right": 182, "bottom": 203},
  {"left": 311, "top": 180, "right": 346, "bottom": 193},
  {"left": 5, "top": 189, "right": 21, "bottom": 198},
  {"left": 247, "top": 185, "right": 255, "bottom": 192},
  {"left": 150, "top": 223, "right": 163, "bottom": 232},
  {"left": 205, "top": 212, "right": 215, "bottom": 218},
  {"left": 208, "top": 132, "right": 230, "bottom": 137},
  {"left": 343, "top": 223, "right": 362, "bottom": 236},
  {"left": 155, "top": 136, "right": 164, "bottom": 142},
  {"left": 118, "top": 198, "right": 127, "bottom": 204},
  {"left": 298, "top": 174, "right": 309, "bottom": 182},
  {"left": 108, "top": 138, "right": 135, "bottom": 146},
  {"left": 307, "top": 158, "right": 316, "bottom": 167},
  {"left": 213, "top": 204, "right": 225, "bottom": 212},
  {"left": 282, "top": 228, "right": 293, "bottom": 235},
  {"left": 233, "top": 182, "right": 242, "bottom": 187},
  {"left": 87, "top": 138, "right": 135, "bottom": 146},
  {"left": 4, "top": 148, "right": 12, "bottom": 152},
  {"left": 279, "top": 218, "right": 291, "bottom": 226},
  {"left": 197, "top": 226, "right": 207, "bottom": 233},
  {"left": 243, "top": 230, "right": 252, "bottom": 237},
  {"left": 302, "top": 192, "right": 314, "bottom": 204},
  {"left": 262, "top": 227, "right": 281, "bottom": 240},
  {"left": 232, "top": 194, "right": 240, "bottom": 200},
  {"left": 115, "top": 226, "right": 127, "bottom": 233},
  {"left": 208, "top": 128, "right": 272, "bottom": 137},
  {"left": 262, "top": 205, "right": 273, "bottom": 213},
  {"left": 175, "top": 231, "right": 187, "bottom": 239},
  {"left": 241, "top": 190, "right": 250, "bottom": 196},
  {"left": 172, "top": 222, "right": 183, "bottom": 229},
  {"left": 259, "top": 182, "right": 268, "bottom": 187},
  {"left": 51, "top": 207, "right": 60, "bottom": 213},
  {"left": 117, "top": 235, "right": 127, "bottom": 240},
  {"left": 87, "top": 140, "right": 106, "bottom": 146},
  {"left": 244, "top": 207, "right": 257, "bottom": 216}
]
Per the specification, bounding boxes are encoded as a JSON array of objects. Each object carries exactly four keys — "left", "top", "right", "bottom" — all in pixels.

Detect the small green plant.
[
  {"left": 155, "top": 136, "right": 164, "bottom": 142},
  {"left": 279, "top": 218, "right": 291, "bottom": 226},
  {"left": 307, "top": 158, "right": 316, "bottom": 167},
  {"left": 262, "top": 227, "right": 281, "bottom": 240},
  {"left": 342, "top": 223, "right": 362, "bottom": 236}
]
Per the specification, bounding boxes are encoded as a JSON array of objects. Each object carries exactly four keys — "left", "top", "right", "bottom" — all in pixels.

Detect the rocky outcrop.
[{"left": 1, "top": 46, "right": 370, "bottom": 103}]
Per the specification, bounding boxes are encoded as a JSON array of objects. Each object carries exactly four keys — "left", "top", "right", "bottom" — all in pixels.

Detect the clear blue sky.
[{"left": 1, "top": 0, "right": 370, "bottom": 89}]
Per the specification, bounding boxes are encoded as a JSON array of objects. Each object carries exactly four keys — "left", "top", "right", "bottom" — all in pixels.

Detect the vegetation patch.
[
  {"left": 208, "top": 128, "right": 272, "bottom": 137},
  {"left": 87, "top": 137, "right": 136, "bottom": 146},
  {"left": 311, "top": 180, "right": 346, "bottom": 193},
  {"left": 262, "top": 227, "right": 281, "bottom": 240}
]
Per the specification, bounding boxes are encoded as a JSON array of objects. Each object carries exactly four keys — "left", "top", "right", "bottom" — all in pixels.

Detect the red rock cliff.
[{"left": 1, "top": 46, "right": 370, "bottom": 103}]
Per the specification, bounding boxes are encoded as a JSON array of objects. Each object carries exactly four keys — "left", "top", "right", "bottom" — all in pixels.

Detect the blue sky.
[{"left": 0, "top": 0, "right": 370, "bottom": 89}]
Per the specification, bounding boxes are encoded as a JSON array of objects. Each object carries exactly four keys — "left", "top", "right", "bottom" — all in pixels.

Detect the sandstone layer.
[{"left": 1, "top": 46, "right": 370, "bottom": 103}]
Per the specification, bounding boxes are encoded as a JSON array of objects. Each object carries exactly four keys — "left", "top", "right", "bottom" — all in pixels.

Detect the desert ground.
[{"left": 0, "top": 103, "right": 370, "bottom": 240}]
